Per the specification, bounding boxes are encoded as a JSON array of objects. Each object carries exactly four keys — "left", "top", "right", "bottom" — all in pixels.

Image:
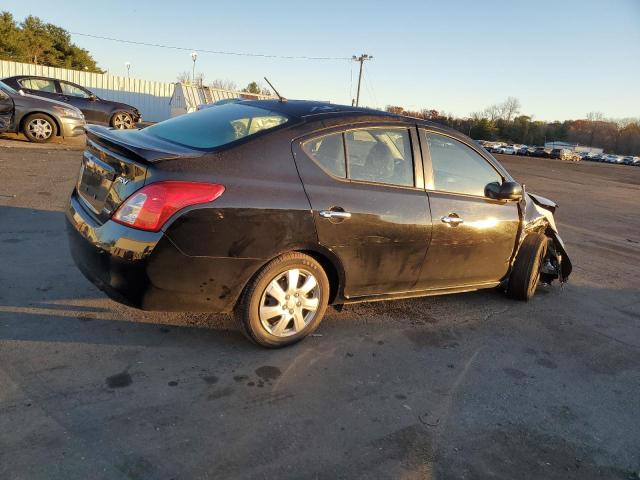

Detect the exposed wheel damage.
[{"left": 509, "top": 190, "right": 572, "bottom": 294}]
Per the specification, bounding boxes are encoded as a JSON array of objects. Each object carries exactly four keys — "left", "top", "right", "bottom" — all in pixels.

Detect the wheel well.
[
  {"left": 20, "top": 112, "right": 61, "bottom": 137},
  {"left": 298, "top": 249, "right": 341, "bottom": 304}
]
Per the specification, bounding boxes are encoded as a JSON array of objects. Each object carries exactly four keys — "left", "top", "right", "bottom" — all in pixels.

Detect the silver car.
[{"left": 0, "top": 80, "right": 85, "bottom": 143}]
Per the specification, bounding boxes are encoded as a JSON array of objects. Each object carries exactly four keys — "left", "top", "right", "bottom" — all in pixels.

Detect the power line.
[{"left": 69, "top": 31, "right": 351, "bottom": 61}]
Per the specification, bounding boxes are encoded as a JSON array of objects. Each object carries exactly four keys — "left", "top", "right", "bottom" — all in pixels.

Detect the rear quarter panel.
[{"left": 154, "top": 127, "right": 318, "bottom": 260}]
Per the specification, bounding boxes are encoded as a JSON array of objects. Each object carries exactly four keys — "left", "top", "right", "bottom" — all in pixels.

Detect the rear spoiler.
[{"left": 85, "top": 125, "right": 203, "bottom": 163}]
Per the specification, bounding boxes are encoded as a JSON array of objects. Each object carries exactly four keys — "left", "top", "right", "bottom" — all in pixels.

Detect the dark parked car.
[
  {"left": 66, "top": 100, "right": 572, "bottom": 347},
  {"left": 532, "top": 146, "right": 551, "bottom": 157},
  {"left": 2, "top": 75, "right": 141, "bottom": 129},
  {"left": 0, "top": 80, "right": 85, "bottom": 142}
]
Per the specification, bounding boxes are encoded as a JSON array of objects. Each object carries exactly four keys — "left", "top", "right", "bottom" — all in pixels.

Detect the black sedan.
[
  {"left": 66, "top": 100, "right": 572, "bottom": 347},
  {"left": 2, "top": 75, "right": 141, "bottom": 129}
]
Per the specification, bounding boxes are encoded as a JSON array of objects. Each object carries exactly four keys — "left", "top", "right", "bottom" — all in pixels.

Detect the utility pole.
[
  {"left": 352, "top": 54, "right": 372, "bottom": 107},
  {"left": 191, "top": 51, "right": 198, "bottom": 85}
]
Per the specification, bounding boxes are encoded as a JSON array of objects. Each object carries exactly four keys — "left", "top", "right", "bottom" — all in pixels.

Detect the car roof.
[
  {"left": 238, "top": 99, "right": 397, "bottom": 121},
  {"left": 239, "top": 99, "right": 470, "bottom": 138}
]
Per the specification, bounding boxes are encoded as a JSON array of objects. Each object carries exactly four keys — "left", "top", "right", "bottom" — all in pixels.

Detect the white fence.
[{"left": 0, "top": 60, "right": 175, "bottom": 122}]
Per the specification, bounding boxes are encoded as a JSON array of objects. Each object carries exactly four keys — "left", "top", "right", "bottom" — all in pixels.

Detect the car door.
[
  {"left": 293, "top": 124, "right": 431, "bottom": 298},
  {"left": 17, "top": 77, "right": 60, "bottom": 101},
  {"left": 0, "top": 87, "right": 14, "bottom": 132},
  {"left": 58, "top": 81, "right": 102, "bottom": 123},
  {"left": 416, "top": 130, "right": 521, "bottom": 289}
]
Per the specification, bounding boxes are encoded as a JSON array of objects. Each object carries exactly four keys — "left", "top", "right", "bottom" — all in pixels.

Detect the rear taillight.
[{"left": 112, "top": 181, "right": 225, "bottom": 232}]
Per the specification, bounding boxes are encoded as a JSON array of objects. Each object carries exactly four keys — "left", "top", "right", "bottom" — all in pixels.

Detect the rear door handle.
[
  {"left": 441, "top": 215, "right": 464, "bottom": 226},
  {"left": 319, "top": 210, "right": 352, "bottom": 219}
]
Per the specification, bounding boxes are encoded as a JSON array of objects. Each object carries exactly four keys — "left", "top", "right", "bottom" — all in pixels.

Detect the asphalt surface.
[{"left": 1, "top": 136, "right": 639, "bottom": 480}]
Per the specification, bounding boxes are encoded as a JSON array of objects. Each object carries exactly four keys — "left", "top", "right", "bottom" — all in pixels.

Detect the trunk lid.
[{"left": 76, "top": 125, "right": 202, "bottom": 223}]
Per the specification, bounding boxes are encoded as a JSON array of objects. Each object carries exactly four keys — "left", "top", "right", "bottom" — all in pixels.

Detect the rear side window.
[
  {"left": 424, "top": 132, "right": 502, "bottom": 196},
  {"left": 20, "top": 78, "right": 57, "bottom": 92},
  {"left": 60, "top": 82, "right": 91, "bottom": 98},
  {"left": 345, "top": 128, "right": 414, "bottom": 187},
  {"left": 302, "top": 132, "right": 346, "bottom": 178},
  {"left": 145, "top": 103, "right": 288, "bottom": 149}
]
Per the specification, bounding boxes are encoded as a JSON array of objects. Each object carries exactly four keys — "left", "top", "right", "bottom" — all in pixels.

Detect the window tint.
[
  {"left": 20, "top": 78, "right": 57, "bottom": 93},
  {"left": 302, "top": 132, "right": 346, "bottom": 178},
  {"left": 145, "top": 103, "right": 288, "bottom": 149},
  {"left": 60, "top": 82, "right": 91, "bottom": 98},
  {"left": 425, "top": 132, "right": 502, "bottom": 196},
  {"left": 345, "top": 128, "right": 414, "bottom": 187}
]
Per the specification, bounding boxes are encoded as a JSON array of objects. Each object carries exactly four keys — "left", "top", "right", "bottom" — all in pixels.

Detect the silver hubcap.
[
  {"left": 113, "top": 113, "right": 133, "bottom": 129},
  {"left": 28, "top": 119, "right": 53, "bottom": 139},
  {"left": 259, "top": 268, "right": 320, "bottom": 337}
]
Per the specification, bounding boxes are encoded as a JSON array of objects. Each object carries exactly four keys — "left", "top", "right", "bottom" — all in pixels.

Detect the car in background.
[
  {"left": 565, "top": 151, "right": 581, "bottom": 162},
  {"left": 0, "top": 79, "right": 85, "bottom": 143},
  {"left": 1, "top": 75, "right": 141, "bottom": 129},
  {"left": 532, "top": 147, "right": 552, "bottom": 158},
  {"left": 65, "top": 100, "right": 571, "bottom": 347},
  {"left": 497, "top": 145, "right": 517, "bottom": 155},
  {"left": 603, "top": 154, "right": 624, "bottom": 164},
  {"left": 516, "top": 145, "right": 529, "bottom": 155},
  {"left": 622, "top": 156, "right": 640, "bottom": 166}
]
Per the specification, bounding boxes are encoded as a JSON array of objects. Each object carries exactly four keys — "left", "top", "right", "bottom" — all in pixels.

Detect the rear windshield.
[{"left": 145, "top": 103, "right": 288, "bottom": 149}]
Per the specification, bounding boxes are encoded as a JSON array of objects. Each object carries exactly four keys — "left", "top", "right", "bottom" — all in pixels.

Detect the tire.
[
  {"left": 235, "top": 252, "right": 330, "bottom": 348},
  {"left": 22, "top": 113, "right": 57, "bottom": 143},
  {"left": 110, "top": 111, "right": 134, "bottom": 129},
  {"left": 506, "top": 233, "right": 548, "bottom": 301}
]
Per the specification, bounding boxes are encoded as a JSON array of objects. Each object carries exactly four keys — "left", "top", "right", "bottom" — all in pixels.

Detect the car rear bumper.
[
  {"left": 60, "top": 118, "right": 86, "bottom": 137},
  {"left": 66, "top": 189, "right": 260, "bottom": 312}
]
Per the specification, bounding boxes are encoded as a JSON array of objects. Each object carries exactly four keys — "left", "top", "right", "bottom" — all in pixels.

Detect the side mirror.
[
  {"left": 18, "top": 89, "right": 26, "bottom": 97},
  {"left": 89, "top": 94, "right": 98, "bottom": 101},
  {"left": 485, "top": 181, "right": 523, "bottom": 200}
]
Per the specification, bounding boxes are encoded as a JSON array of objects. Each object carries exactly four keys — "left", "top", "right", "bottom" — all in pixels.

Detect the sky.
[{"left": 3, "top": 0, "right": 639, "bottom": 121}]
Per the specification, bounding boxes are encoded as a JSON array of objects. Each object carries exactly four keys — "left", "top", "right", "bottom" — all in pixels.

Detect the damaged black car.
[{"left": 66, "top": 100, "right": 571, "bottom": 347}]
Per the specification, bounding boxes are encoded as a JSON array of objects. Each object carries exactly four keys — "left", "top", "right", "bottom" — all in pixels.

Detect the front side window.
[
  {"left": 424, "top": 132, "right": 502, "bottom": 196},
  {"left": 302, "top": 132, "right": 346, "bottom": 178},
  {"left": 144, "top": 103, "right": 288, "bottom": 149},
  {"left": 345, "top": 128, "right": 414, "bottom": 187},
  {"left": 60, "top": 82, "right": 91, "bottom": 98},
  {"left": 20, "top": 78, "right": 57, "bottom": 93}
]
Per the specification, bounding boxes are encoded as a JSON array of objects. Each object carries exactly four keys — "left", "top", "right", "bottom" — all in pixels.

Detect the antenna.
[{"left": 264, "top": 77, "right": 287, "bottom": 103}]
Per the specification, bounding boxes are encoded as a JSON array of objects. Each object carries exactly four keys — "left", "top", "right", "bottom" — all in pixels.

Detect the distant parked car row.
[
  {"left": 583, "top": 153, "right": 640, "bottom": 165},
  {"left": 475, "top": 140, "right": 639, "bottom": 166},
  {"left": 0, "top": 75, "right": 141, "bottom": 142}
]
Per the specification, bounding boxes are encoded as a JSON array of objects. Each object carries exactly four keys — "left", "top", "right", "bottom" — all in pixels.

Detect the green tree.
[
  {"left": 0, "top": 12, "right": 103, "bottom": 72},
  {"left": 242, "top": 81, "right": 271, "bottom": 96}
]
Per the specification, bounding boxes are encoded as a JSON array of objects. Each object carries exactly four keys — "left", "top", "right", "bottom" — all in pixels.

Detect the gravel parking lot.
[{"left": 1, "top": 136, "right": 639, "bottom": 479}]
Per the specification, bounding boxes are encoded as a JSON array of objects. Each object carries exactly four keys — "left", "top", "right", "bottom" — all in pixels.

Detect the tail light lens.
[{"left": 112, "top": 181, "right": 225, "bottom": 232}]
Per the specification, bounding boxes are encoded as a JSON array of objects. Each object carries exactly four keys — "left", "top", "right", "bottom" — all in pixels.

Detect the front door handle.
[
  {"left": 441, "top": 214, "right": 464, "bottom": 226},
  {"left": 319, "top": 210, "right": 352, "bottom": 219}
]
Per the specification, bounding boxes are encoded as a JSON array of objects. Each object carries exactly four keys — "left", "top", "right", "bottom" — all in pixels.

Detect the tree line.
[
  {"left": 386, "top": 98, "right": 640, "bottom": 155},
  {"left": 0, "top": 11, "right": 102, "bottom": 72}
]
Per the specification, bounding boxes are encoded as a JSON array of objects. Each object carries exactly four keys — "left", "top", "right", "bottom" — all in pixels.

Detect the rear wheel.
[
  {"left": 235, "top": 252, "right": 329, "bottom": 348},
  {"left": 506, "top": 233, "right": 548, "bottom": 301},
  {"left": 22, "top": 113, "right": 57, "bottom": 143},
  {"left": 111, "top": 111, "right": 134, "bottom": 129}
]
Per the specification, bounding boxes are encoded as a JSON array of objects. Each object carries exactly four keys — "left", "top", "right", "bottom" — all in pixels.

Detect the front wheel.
[
  {"left": 23, "top": 113, "right": 57, "bottom": 143},
  {"left": 506, "top": 233, "right": 548, "bottom": 301},
  {"left": 110, "top": 111, "right": 134, "bottom": 129},
  {"left": 235, "top": 252, "right": 330, "bottom": 348}
]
